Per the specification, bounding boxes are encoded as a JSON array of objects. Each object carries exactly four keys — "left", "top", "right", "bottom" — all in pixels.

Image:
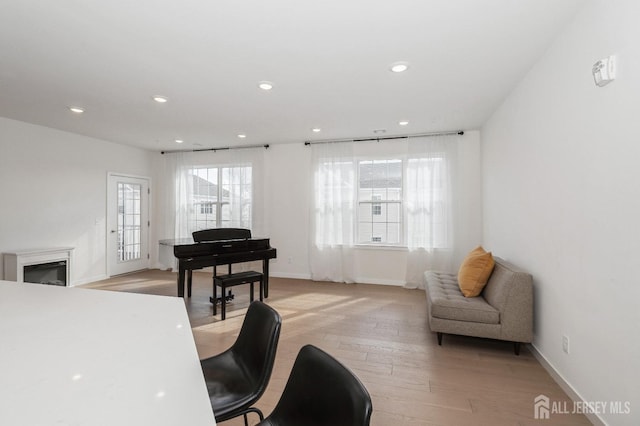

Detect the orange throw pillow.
[{"left": 458, "top": 246, "right": 495, "bottom": 297}]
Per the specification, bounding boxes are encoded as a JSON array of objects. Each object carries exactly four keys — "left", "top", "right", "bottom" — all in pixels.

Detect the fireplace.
[
  {"left": 3, "top": 247, "right": 74, "bottom": 286},
  {"left": 23, "top": 261, "right": 67, "bottom": 286}
]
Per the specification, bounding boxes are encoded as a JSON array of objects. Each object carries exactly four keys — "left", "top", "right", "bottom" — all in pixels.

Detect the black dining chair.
[
  {"left": 256, "top": 344, "right": 373, "bottom": 426},
  {"left": 200, "top": 301, "right": 282, "bottom": 425}
]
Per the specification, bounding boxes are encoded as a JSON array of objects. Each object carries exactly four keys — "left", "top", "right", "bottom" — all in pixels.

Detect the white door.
[{"left": 107, "top": 174, "right": 150, "bottom": 276}]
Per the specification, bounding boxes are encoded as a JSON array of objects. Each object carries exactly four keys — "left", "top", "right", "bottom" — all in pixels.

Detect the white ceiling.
[{"left": 0, "top": 0, "right": 585, "bottom": 152}]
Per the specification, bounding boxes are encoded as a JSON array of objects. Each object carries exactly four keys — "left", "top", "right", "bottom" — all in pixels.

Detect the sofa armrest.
[
  {"left": 499, "top": 277, "right": 533, "bottom": 342},
  {"left": 483, "top": 258, "right": 533, "bottom": 343}
]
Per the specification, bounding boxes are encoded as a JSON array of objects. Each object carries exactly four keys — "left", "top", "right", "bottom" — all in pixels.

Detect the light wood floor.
[{"left": 84, "top": 270, "right": 590, "bottom": 426}]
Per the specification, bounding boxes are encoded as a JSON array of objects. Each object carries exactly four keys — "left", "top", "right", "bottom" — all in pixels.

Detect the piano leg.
[
  {"left": 263, "top": 259, "right": 270, "bottom": 298},
  {"left": 177, "top": 266, "right": 186, "bottom": 298}
]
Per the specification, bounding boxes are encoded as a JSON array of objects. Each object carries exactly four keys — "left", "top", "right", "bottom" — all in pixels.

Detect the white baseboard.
[
  {"left": 71, "top": 274, "right": 108, "bottom": 287},
  {"left": 270, "top": 272, "right": 406, "bottom": 286},
  {"left": 79, "top": 269, "right": 410, "bottom": 288},
  {"left": 528, "top": 344, "right": 605, "bottom": 426},
  {"left": 152, "top": 262, "right": 172, "bottom": 271},
  {"left": 355, "top": 277, "right": 406, "bottom": 286},
  {"left": 270, "top": 272, "right": 312, "bottom": 280}
]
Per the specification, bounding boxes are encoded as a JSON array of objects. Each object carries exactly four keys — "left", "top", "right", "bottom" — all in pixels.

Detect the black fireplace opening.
[{"left": 24, "top": 261, "right": 67, "bottom": 286}]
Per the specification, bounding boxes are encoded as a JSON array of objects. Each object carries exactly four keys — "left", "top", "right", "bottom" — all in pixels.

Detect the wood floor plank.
[{"left": 84, "top": 270, "right": 591, "bottom": 425}]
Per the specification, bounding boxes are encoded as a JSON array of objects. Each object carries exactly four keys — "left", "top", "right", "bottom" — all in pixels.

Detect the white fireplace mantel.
[{"left": 3, "top": 247, "right": 74, "bottom": 285}]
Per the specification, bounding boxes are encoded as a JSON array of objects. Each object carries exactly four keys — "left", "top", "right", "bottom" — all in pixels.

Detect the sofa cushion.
[
  {"left": 458, "top": 246, "right": 495, "bottom": 297},
  {"left": 425, "top": 271, "right": 500, "bottom": 324}
]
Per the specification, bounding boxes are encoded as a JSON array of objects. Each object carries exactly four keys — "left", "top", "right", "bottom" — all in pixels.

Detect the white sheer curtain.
[
  {"left": 160, "top": 148, "right": 266, "bottom": 241},
  {"left": 309, "top": 141, "right": 357, "bottom": 282},
  {"left": 228, "top": 147, "right": 266, "bottom": 237},
  {"left": 308, "top": 135, "right": 462, "bottom": 286},
  {"left": 404, "top": 135, "right": 459, "bottom": 288},
  {"left": 174, "top": 151, "right": 195, "bottom": 239},
  {"left": 156, "top": 151, "right": 195, "bottom": 240}
]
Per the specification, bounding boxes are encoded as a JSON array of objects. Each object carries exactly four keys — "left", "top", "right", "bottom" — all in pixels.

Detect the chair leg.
[
  {"left": 514, "top": 342, "right": 521, "bottom": 356},
  {"left": 243, "top": 407, "right": 264, "bottom": 424},
  {"left": 437, "top": 332, "right": 443, "bottom": 346},
  {"left": 250, "top": 282, "right": 254, "bottom": 302}
]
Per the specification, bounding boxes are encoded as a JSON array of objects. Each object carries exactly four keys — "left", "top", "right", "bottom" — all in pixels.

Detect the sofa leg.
[
  {"left": 437, "top": 332, "right": 443, "bottom": 346},
  {"left": 514, "top": 342, "right": 521, "bottom": 356}
]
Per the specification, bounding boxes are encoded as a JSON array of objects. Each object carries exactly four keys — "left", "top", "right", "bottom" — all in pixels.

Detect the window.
[
  {"left": 200, "top": 203, "right": 213, "bottom": 214},
  {"left": 313, "top": 149, "right": 449, "bottom": 249},
  {"left": 116, "top": 182, "right": 142, "bottom": 261},
  {"left": 355, "top": 155, "right": 448, "bottom": 247},
  {"left": 371, "top": 195, "right": 382, "bottom": 216},
  {"left": 357, "top": 159, "right": 402, "bottom": 245},
  {"left": 188, "top": 165, "right": 252, "bottom": 232}
]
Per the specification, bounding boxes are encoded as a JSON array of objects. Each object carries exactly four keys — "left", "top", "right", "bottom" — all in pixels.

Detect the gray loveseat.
[{"left": 424, "top": 257, "right": 533, "bottom": 355}]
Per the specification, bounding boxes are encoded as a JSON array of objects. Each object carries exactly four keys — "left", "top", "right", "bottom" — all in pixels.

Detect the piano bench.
[{"left": 212, "top": 271, "right": 264, "bottom": 320}]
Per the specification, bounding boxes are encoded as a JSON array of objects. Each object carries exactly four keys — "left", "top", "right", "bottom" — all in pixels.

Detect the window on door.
[{"left": 117, "top": 182, "right": 142, "bottom": 261}]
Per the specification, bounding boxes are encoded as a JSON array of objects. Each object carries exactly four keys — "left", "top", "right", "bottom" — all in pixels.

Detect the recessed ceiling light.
[
  {"left": 69, "top": 107, "right": 84, "bottom": 114},
  {"left": 175, "top": 139, "right": 184, "bottom": 144},
  {"left": 258, "top": 81, "right": 273, "bottom": 91},
  {"left": 237, "top": 134, "right": 247, "bottom": 139},
  {"left": 390, "top": 62, "right": 409, "bottom": 73},
  {"left": 399, "top": 120, "right": 409, "bottom": 126},
  {"left": 153, "top": 96, "right": 168, "bottom": 103},
  {"left": 312, "top": 128, "right": 321, "bottom": 133}
]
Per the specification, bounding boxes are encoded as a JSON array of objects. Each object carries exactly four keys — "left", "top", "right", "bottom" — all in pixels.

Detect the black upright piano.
[{"left": 171, "top": 228, "right": 277, "bottom": 299}]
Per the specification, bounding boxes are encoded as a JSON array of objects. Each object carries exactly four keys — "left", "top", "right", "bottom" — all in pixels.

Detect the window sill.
[{"left": 354, "top": 244, "right": 408, "bottom": 252}]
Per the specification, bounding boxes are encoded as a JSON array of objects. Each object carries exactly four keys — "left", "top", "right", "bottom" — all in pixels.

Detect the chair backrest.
[
  {"left": 260, "top": 344, "right": 373, "bottom": 426},
  {"left": 232, "top": 301, "right": 282, "bottom": 398},
  {"left": 192, "top": 228, "right": 251, "bottom": 242}
]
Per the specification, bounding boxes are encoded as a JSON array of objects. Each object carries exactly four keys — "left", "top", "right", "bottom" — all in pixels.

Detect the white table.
[{"left": 0, "top": 280, "right": 216, "bottom": 425}]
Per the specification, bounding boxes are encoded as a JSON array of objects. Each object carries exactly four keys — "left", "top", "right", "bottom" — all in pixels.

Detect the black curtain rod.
[
  {"left": 304, "top": 130, "right": 464, "bottom": 146},
  {"left": 161, "top": 144, "right": 269, "bottom": 154}
]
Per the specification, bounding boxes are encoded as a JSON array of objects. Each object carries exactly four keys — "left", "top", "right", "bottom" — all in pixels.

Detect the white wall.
[
  {"left": 482, "top": 1, "right": 639, "bottom": 424},
  {"left": 0, "top": 117, "right": 153, "bottom": 285},
  {"left": 263, "top": 143, "right": 312, "bottom": 279}
]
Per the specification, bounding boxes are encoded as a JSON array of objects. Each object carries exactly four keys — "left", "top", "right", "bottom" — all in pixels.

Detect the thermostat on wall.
[{"left": 592, "top": 55, "right": 616, "bottom": 87}]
